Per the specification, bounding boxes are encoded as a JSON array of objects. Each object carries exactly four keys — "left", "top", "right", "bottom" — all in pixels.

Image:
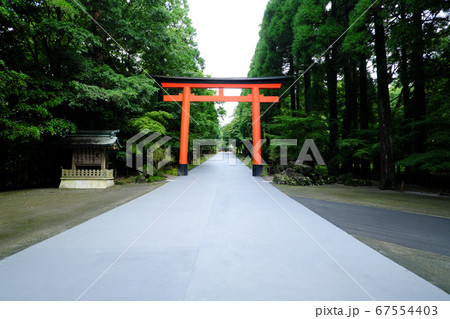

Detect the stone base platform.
[
  {"left": 59, "top": 169, "right": 115, "bottom": 189},
  {"left": 59, "top": 178, "right": 115, "bottom": 189}
]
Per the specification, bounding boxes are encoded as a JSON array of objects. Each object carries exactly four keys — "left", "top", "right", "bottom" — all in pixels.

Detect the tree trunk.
[
  {"left": 399, "top": 9, "right": 412, "bottom": 181},
  {"left": 342, "top": 58, "right": 358, "bottom": 174},
  {"left": 289, "top": 55, "right": 296, "bottom": 113},
  {"left": 0, "top": 141, "right": 6, "bottom": 190},
  {"left": 400, "top": 15, "right": 411, "bottom": 120},
  {"left": 411, "top": 11, "right": 426, "bottom": 152},
  {"left": 304, "top": 68, "right": 311, "bottom": 113},
  {"left": 410, "top": 9, "right": 428, "bottom": 183},
  {"left": 296, "top": 67, "right": 301, "bottom": 113},
  {"left": 374, "top": 5, "right": 395, "bottom": 190},
  {"left": 326, "top": 51, "right": 339, "bottom": 177},
  {"left": 93, "top": 4, "right": 104, "bottom": 64},
  {"left": 359, "top": 54, "right": 371, "bottom": 177}
]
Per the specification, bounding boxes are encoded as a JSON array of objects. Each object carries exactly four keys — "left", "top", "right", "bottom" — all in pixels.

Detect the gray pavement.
[
  {"left": 290, "top": 197, "right": 450, "bottom": 256},
  {"left": 0, "top": 153, "right": 448, "bottom": 300}
]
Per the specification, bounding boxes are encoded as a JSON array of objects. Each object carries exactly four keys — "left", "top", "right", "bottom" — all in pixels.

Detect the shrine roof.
[
  {"left": 151, "top": 75, "right": 293, "bottom": 85},
  {"left": 63, "top": 130, "right": 121, "bottom": 148}
]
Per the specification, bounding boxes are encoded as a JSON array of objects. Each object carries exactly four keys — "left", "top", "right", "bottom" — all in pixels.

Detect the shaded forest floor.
[{"left": 272, "top": 182, "right": 450, "bottom": 218}]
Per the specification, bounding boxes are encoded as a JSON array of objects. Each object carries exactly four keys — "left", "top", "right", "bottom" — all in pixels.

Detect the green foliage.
[
  {"left": 130, "top": 111, "right": 174, "bottom": 134},
  {"left": 243, "top": 0, "right": 450, "bottom": 188},
  {"left": 266, "top": 112, "right": 329, "bottom": 164},
  {"left": 0, "top": 0, "right": 218, "bottom": 189},
  {"left": 396, "top": 117, "right": 450, "bottom": 172},
  {"left": 0, "top": 60, "right": 75, "bottom": 142}
]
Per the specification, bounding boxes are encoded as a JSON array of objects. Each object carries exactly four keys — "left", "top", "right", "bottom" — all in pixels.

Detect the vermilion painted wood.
[
  {"left": 161, "top": 82, "right": 282, "bottom": 89},
  {"left": 179, "top": 86, "right": 191, "bottom": 165},
  {"left": 163, "top": 94, "right": 279, "bottom": 103},
  {"left": 159, "top": 79, "right": 286, "bottom": 170},
  {"left": 252, "top": 87, "right": 262, "bottom": 165}
]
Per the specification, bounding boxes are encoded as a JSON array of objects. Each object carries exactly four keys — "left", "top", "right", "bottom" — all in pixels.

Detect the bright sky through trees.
[{"left": 188, "top": 0, "right": 270, "bottom": 124}]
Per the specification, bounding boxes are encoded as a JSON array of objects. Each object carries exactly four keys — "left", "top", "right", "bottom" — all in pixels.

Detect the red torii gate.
[{"left": 152, "top": 76, "right": 291, "bottom": 176}]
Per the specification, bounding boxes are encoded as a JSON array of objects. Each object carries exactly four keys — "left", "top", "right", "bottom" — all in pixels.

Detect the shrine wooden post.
[{"left": 153, "top": 76, "right": 290, "bottom": 176}]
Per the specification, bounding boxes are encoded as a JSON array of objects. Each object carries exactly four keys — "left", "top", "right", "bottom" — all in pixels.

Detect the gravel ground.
[
  {"left": 0, "top": 182, "right": 165, "bottom": 260},
  {"left": 356, "top": 236, "right": 450, "bottom": 294}
]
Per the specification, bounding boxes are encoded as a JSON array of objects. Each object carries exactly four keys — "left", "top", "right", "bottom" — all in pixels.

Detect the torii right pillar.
[{"left": 252, "top": 87, "right": 263, "bottom": 176}]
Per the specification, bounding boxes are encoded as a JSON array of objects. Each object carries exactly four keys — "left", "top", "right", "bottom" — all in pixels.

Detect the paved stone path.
[{"left": 0, "top": 153, "right": 448, "bottom": 300}]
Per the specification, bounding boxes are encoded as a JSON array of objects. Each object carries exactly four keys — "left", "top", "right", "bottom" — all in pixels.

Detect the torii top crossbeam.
[{"left": 152, "top": 76, "right": 292, "bottom": 176}]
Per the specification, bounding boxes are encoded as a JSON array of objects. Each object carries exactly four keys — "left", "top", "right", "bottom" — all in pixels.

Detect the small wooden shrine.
[{"left": 59, "top": 130, "right": 121, "bottom": 189}]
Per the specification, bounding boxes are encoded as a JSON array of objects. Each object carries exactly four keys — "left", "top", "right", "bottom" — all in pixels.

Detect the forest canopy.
[
  {"left": 0, "top": 0, "right": 221, "bottom": 189},
  {"left": 223, "top": 0, "right": 450, "bottom": 189}
]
